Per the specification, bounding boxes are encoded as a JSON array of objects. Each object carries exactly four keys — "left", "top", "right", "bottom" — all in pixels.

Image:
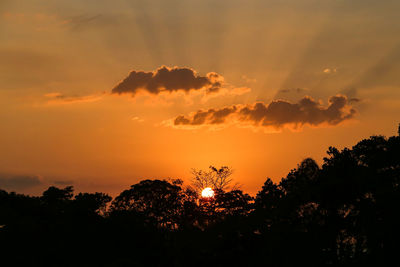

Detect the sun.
[{"left": 201, "top": 187, "right": 215, "bottom": 198}]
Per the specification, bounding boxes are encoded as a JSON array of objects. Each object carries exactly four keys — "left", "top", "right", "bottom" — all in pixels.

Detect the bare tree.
[
  {"left": 191, "top": 166, "right": 234, "bottom": 192},
  {"left": 209, "top": 166, "right": 233, "bottom": 191},
  {"left": 191, "top": 168, "right": 214, "bottom": 191}
]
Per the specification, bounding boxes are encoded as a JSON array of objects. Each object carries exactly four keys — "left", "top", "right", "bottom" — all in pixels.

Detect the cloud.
[
  {"left": 44, "top": 92, "right": 104, "bottom": 105},
  {"left": 0, "top": 174, "right": 43, "bottom": 191},
  {"left": 170, "top": 95, "right": 355, "bottom": 131},
  {"left": 111, "top": 66, "right": 224, "bottom": 96},
  {"left": 277, "top": 88, "right": 307, "bottom": 94},
  {"left": 348, "top": 97, "right": 361, "bottom": 103}
]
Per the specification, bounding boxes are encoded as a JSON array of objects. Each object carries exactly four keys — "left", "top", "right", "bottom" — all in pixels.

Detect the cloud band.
[{"left": 172, "top": 95, "right": 355, "bottom": 130}]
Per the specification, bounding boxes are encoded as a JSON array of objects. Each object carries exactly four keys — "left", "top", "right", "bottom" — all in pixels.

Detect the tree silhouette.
[
  {"left": 74, "top": 192, "right": 111, "bottom": 216},
  {"left": 0, "top": 126, "right": 399, "bottom": 266},
  {"left": 191, "top": 165, "right": 234, "bottom": 192},
  {"left": 110, "top": 179, "right": 187, "bottom": 229}
]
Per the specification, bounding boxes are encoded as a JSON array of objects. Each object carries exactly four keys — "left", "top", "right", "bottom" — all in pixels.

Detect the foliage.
[{"left": 0, "top": 127, "right": 400, "bottom": 266}]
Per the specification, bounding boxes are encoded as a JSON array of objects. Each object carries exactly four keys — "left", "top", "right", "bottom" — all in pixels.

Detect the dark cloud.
[
  {"left": 349, "top": 98, "right": 361, "bottom": 103},
  {"left": 44, "top": 92, "right": 103, "bottom": 105},
  {"left": 112, "top": 66, "right": 223, "bottom": 96},
  {"left": 0, "top": 174, "right": 43, "bottom": 191},
  {"left": 278, "top": 88, "right": 306, "bottom": 94},
  {"left": 174, "top": 106, "right": 238, "bottom": 126},
  {"left": 173, "top": 95, "right": 355, "bottom": 130}
]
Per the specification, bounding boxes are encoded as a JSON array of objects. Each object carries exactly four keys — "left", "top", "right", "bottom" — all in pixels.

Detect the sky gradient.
[{"left": 1, "top": 0, "right": 400, "bottom": 195}]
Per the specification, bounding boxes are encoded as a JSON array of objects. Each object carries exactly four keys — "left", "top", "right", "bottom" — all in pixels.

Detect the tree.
[
  {"left": 191, "top": 165, "right": 234, "bottom": 192},
  {"left": 1, "top": 125, "right": 399, "bottom": 267},
  {"left": 280, "top": 157, "right": 319, "bottom": 197},
  {"left": 74, "top": 192, "right": 112, "bottom": 215},
  {"left": 41, "top": 186, "right": 74, "bottom": 204},
  {"left": 210, "top": 166, "right": 234, "bottom": 191},
  {"left": 110, "top": 179, "right": 185, "bottom": 229},
  {"left": 215, "top": 189, "right": 253, "bottom": 217},
  {"left": 317, "top": 133, "right": 400, "bottom": 264}
]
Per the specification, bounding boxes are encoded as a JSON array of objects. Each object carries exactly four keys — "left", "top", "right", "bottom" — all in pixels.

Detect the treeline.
[{"left": 0, "top": 131, "right": 399, "bottom": 266}]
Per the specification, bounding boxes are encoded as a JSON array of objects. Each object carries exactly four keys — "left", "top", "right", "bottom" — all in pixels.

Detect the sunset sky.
[{"left": 1, "top": 0, "right": 400, "bottom": 195}]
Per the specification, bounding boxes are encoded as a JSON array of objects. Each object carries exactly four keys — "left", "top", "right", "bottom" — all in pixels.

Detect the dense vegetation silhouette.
[{"left": 1, "top": 128, "right": 399, "bottom": 266}]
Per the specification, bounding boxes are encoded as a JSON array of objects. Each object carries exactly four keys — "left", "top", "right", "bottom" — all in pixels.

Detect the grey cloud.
[
  {"left": 278, "top": 88, "right": 306, "bottom": 94},
  {"left": 174, "top": 106, "right": 238, "bottom": 126},
  {"left": 0, "top": 174, "right": 43, "bottom": 191},
  {"left": 112, "top": 66, "right": 223, "bottom": 96},
  {"left": 44, "top": 92, "right": 103, "bottom": 105},
  {"left": 349, "top": 98, "right": 361, "bottom": 103},
  {"left": 173, "top": 95, "right": 355, "bottom": 129}
]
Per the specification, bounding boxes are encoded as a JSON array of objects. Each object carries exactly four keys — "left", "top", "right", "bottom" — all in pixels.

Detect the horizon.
[
  {"left": 1, "top": 126, "right": 399, "bottom": 198},
  {"left": 1, "top": 0, "right": 400, "bottom": 197}
]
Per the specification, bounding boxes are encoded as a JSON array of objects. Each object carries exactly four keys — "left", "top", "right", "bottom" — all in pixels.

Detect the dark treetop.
[{"left": 1, "top": 128, "right": 399, "bottom": 267}]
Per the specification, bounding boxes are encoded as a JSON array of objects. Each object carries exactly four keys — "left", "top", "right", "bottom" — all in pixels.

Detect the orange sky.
[{"left": 1, "top": 0, "right": 400, "bottom": 196}]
